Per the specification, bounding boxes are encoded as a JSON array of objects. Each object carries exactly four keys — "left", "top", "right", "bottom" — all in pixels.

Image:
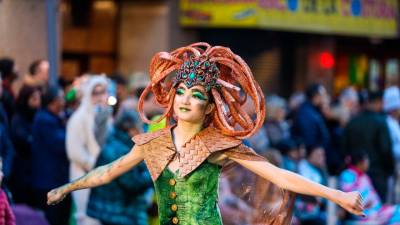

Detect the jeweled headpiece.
[
  {"left": 174, "top": 57, "right": 220, "bottom": 91},
  {"left": 138, "top": 42, "right": 265, "bottom": 139}
]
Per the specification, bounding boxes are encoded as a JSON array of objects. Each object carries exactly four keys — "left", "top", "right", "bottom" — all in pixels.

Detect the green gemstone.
[{"left": 189, "top": 72, "right": 195, "bottom": 79}]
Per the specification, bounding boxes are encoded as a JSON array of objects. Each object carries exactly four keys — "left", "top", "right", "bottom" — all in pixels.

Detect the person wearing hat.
[{"left": 384, "top": 86, "right": 400, "bottom": 203}]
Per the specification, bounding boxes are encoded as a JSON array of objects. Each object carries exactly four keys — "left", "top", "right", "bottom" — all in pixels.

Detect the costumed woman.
[{"left": 47, "top": 43, "right": 364, "bottom": 225}]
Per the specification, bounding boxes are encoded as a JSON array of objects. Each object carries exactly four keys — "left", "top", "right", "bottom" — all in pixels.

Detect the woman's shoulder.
[
  {"left": 131, "top": 126, "right": 171, "bottom": 146},
  {"left": 198, "top": 126, "right": 242, "bottom": 152}
]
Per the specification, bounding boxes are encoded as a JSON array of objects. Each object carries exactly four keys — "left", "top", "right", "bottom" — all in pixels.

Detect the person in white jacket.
[{"left": 66, "top": 75, "right": 109, "bottom": 225}]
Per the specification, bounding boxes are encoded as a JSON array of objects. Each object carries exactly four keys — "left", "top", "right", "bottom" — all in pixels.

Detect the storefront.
[{"left": 179, "top": 0, "right": 399, "bottom": 95}]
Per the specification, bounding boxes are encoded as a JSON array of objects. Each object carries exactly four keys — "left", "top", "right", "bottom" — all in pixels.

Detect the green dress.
[
  {"left": 154, "top": 161, "right": 222, "bottom": 225},
  {"left": 133, "top": 125, "right": 294, "bottom": 225}
]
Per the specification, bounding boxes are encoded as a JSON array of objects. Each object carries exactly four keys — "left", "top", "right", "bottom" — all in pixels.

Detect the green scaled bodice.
[{"left": 154, "top": 161, "right": 222, "bottom": 225}]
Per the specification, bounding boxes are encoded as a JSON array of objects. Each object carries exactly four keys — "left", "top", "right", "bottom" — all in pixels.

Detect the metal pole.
[{"left": 46, "top": 0, "right": 59, "bottom": 87}]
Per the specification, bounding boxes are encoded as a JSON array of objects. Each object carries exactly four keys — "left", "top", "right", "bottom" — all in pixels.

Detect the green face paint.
[
  {"left": 176, "top": 88, "right": 185, "bottom": 95},
  {"left": 192, "top": 91, "right": 208, "bottom": 101}
]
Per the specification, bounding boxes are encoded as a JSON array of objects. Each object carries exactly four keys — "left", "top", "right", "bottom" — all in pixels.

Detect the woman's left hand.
[{"left": 335, "top": 191, "right": 365, "bottom": 217}]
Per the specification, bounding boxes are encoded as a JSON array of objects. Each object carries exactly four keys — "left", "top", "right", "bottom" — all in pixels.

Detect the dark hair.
[
  {"left": 16, "top": 85, "right": 41, "bottom": 119},
  {"left": 367, "top": 90, "right": 383, "bottom": 102},
  {"left": 135, "top": 87, "right": 146, "bottom": 99},
  {"left": 42, "top": 86, "right": 60, "bottom": 107},
  {"left": 275, "top": 139, "right": 298, "bottom": 155},
  {"left": 114, "top": 110, "right": 141, "bottom": 132},
  {"left": 305, "top": 144, "right": 324, "bottom": 157},
  {"left": 0, "top": 58, "right": 15, "bottom": 79},
  {"left": 358, "top": 89, "right": 369, "bottom": 106},
  {"left": 109, "top": 73, "right": 127, "bottom": 85},
  {"left": 29, "top": 59, "right": 45, "bottom": 76},
  {"left": 305, "top": 83, "right": 323, "bottom": 100},
  {"left": 58, "top": 77, "right": 73, "bottom": 90},
  {"left": 292, "top": 136, "right": 305, "bottom": 148},
  {"left": 16, "top": 85, "right": 40, "bottom": 109},
  {"left": 349, "top": 151, "right": 368, "bottom": 166}
]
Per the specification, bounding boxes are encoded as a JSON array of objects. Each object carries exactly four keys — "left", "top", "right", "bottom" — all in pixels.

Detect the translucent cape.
[{"left": 218, "top": 161, "right": 296, "bottom": 225}]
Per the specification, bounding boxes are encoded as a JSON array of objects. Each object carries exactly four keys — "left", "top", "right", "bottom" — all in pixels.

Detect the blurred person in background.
[
  {"left": 295, "top": 145, "right": 328, "bottom": 225},
  {"left": 265, "top": 95, "right": 290, "bottom": 147},
  {"left": 275, "top": 139, "right": 301, "bottom": 172},
  {"left": 326, "top": 87, "right": 360, "bottom": 175},
  {"left": 109, "top": 73, "right": 128, "bottom": 115},
  {"left": 0, "top": 125, "right": 13, "bottom": 189},
  {"left": 87, "top": 108, "right": 153, "bottom": 225},
  {"left": 342, "top": 90, "right": 394, "bottom": 203},
  {"left": 292, "top": 84, "right": 331, "bottom": 154},
  {"left": 24, "top": 60, "right": 49, "bottom": 90},
  {"left": 0, "top": 157, "right": 16, "bottom": 225},
  {"left": 339, "top": 151, "right": 400, "bottom": 224},
  {"left": 332, "top": 87, "right": 360, "bottom": 127},
  {"left": 243, "top": 97, "right": 269, "bottom": 154},
  {"left": 63, "top": 75, "right": 90, "bottom": 119},
  {"left": 127, "top": 72, "right": 164, "bottom": 127},
  {"left": 31, "top": 86, "right": 70, "bottom": 225},
  {"left": 383, "top": 86, "right": 400, "bottom": 203},
  {"left": 0, "top": 74, "right": 14, "bottom": 185},
  {"left": 9, "top": 85, "right": 41, "bottom": 205},
  {"left": 66, "top": 75, "right": 109, "bottom": 225},
  {"left": 0, "top": 76, "right": 7, "bottom": 128},
  {"left": 94, "top": 78, "right": 113, "bottom": 147},
  {"left": 291, "top": 84, "right": 342, "bottom": 175},
  {"left": 286, "top": 91, "right": 305, "bottom": 125},
  {"left": 0, "top": 58, "right": 18, "bottom": 123}
]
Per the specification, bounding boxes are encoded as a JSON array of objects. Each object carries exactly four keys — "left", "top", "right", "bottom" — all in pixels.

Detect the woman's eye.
[
  {"left": 176, "top": 88, "right": 185, "bottom": 95},
  {"left": 193, "top": 92, "right": 208, "bottom": 101}
]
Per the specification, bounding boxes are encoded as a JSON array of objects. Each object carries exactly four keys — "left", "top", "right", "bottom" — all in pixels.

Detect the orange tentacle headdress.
[{"left": 138, "top": 42, "right": 265, "bottom": 139}]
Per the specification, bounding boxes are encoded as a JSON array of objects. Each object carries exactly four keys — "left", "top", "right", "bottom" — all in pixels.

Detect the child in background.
[
  {"left": 339, "top": 151, "right": 400, "bottom": 224},
  {"left": 295, "top": 145, "right": 328, "bottom": 225},
  {"left": 0, "top": 157, "right": 15, "bottom": 225},
  {"left": 276, "top": 139, "right": 301, "bottom": 172}
]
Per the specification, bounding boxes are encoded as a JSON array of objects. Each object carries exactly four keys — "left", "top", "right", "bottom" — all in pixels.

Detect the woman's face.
[
  {"left": 275, "top": 107, "right": 286, "bottom": 122},
  {"left": 308, "top": 147, "right": 326, "bottom": 169},
  {"left": 173, "top": 83, "right": 214, "bottom": 124},
  {"left": 358, "top": 158, "right": 370, "bottom": 172},
  {"left": 91, "top": 84, "right": 108, "bottom": 105},
  {"left": 28, "top": 90, "right": 41, "bottom": 109}
]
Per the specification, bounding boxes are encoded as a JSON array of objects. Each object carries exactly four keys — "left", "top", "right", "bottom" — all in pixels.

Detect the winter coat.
[
  {"left": 87, "top": 128, "right": 152, "bottom": 225},
  {"left": 292, "top": 101, "right": 330, "bottom": 149},
  {"left": 342, "top": 110, "right": 394, "bottom": 176},
  {"left": 0, "top": 125, "right": 13, "bottom": 180},
  {"left": 0, "top": 189, "right": 15, "bottom": 225},
  {"left": 31, "top": 109, "right": 69, "bottom": 190}
]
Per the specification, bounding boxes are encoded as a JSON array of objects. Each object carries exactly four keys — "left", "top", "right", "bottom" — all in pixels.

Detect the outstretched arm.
[
  {"left": 47, "top": 145, "right": 145, "bottom": 205},
  {"left": 228, "top": 156, "right": 364, "bottom": 216}
]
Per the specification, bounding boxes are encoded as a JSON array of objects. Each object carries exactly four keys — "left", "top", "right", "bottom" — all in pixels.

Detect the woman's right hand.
[
  {"left": 47, "top": 185, "right": 68, "bottom": 205},
  {"left": 335, "top": 191, "right": 365, "bottom": 217}
]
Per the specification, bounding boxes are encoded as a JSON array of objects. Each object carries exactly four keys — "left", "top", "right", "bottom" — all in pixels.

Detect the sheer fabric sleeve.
[{"left": 220, "top": 144, "right": 296, "bottom": 225}]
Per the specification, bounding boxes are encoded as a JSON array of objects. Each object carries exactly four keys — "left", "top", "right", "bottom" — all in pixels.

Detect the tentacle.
[
  {"left": 220, "top": 87, "right": 251, "bottom": 129},
  {"left": 138, "top": 42, "right": 266, "bottom": 138}
]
